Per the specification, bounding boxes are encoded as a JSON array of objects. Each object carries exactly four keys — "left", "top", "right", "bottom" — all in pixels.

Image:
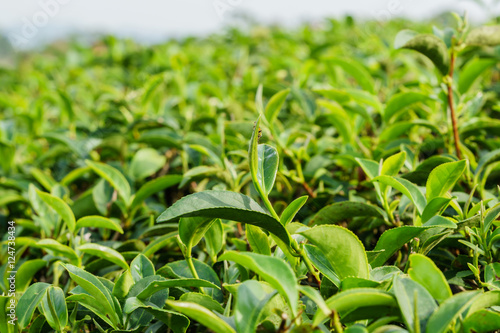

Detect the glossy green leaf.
[
  {"left": 395, "top": 30, "right": 449, "bottom": 75},
  {"left": 219, "top": 251, "right": 299, "bottom": 317},
  {"left": 311, "top": 201, "right": 387, "bottom": 225},
  {"left": 300, "top": 225, "right": 369, "bottom": 280},
  {"left": 78, "top": 243, "right": 129, "bottom": 270},
  {"left": 304, "top": 244, "right": 341, "bottom": 287},
  {"left": 17, "top": 282, "right": 50, "bottom": 329},
  {"left": 112, "top": 269, "right": 134, "bottom": 299},
  {"left": 86, "top": 160, "right": 131, "bottom": 205},
  {"left": 156, "top": 191, "right": 291, "bottom": 246},
  {"left": 167, "top": 300, "right": 236, "bottom": 333},
  {"left": 426, "top": 160, "right": 467, "bottom": 201},
  {"left": 425, "top": 291, "right": 481, "bottom": 333},
  {"left": 36, "top": 190, "right": 75, "bottom": 233},
  {"left": 75, "top": 215, "right": 123, "bottom": 234}
]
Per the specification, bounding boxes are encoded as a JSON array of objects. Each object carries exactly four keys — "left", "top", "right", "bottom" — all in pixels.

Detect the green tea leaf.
[
  {"left": 372, "top": 176, "right": 426, "bottom": 215},
  {"left": 395, "top": 31, "right": 449, "bottom": 75},
  {"left": 280, "top": 195, "right": 308, "bottom": 225},
  {"left": 129, "top": 148, "right": 166, "bottom": 180},
  {"left": 426, "top": 160, "right": 467, "bottom": 201},
  {"left": 156, "top": 191, "right": 291, "bottom": 246},
  {"left": 86, "top": 160, "right": 131, "bottom": 205},
  {"left": 17, "top": 282, "right": 50, "bottom": 329},
  {"left": 246, "top": 224, "right": 271, "bottom": 255},
  {"left": 36, "top": 190, "right": 76, "bottom": 233},
  {"left": 265, "top": 88, "right": 290, "bottom": 124},
  {"left": 75, "top": 215, "right": 123, "bottom": 234},
  {"left": 219, "top": 251, "right": 299, "bottom": 317},
  {"left": 235, "top": 280, "right": 278, "bottom": 333},
  {"left": 425, "top": 291, "right": 481, "bottom": 333},
  {"left": 300, "top": 225, "right": 369, "bottom": 280},
  {"left": 39, "top": 286, "right": 68, "bottom": 332},
  {"left": 256, "top": 144, "right": 279, "bottom": 195},
  {"left": 78, "top": 243, "right": 129, "bottom": 270},
  {"left": 384, "top": 91, "right": 434, "bottom": 123},
  {"left": 130, "top": 175, "right": 181, "bottom": 210},
  {"left": 311, "top": 201, "right": 387, "bottom": 225},
  {"left": 167, "top": 300, "right": 236, "bottom": 333}
]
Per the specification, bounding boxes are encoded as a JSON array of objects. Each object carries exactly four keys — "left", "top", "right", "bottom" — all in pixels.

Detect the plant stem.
[
  {"left": 300, "top": 250, "right": 322, "bottom": 287},
  {"left": 447, "top": 49, "right": 462, "bottom": 160}
]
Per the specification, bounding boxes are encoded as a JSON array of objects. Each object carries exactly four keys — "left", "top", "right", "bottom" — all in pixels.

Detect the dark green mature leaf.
[
  {"left": 219, "top": 251, "right": 299, "bottom": 317},
  {"left": 394, "top": 277, "right": 437, "bottom": 333},
  {"left": 311, "top": 201, "right": 387, "bottom": 225},
  {"left": 466, "top": 25, "right": 500, "bottom": 46},
  {"left": 180, "top": 292, "right": 224, "bottom": 313},
  {"left": 235, "top": 280, "right": 277, "bottom": 333},
  {"left": 17, "top": 282, "right": 50, "bottom": 329},
  {"left": 425, "top": 291, "right": 481, "bottom": 333},
  {"left": 86, "top": 160, "right": 131, "bottom": 205},
  {"left": 156, "top": 191, "right": 291, "bottom": 246},
  {"left": 395, "top": 30, "right": 449, "bottom": 75},
  {"left": 300, "top": 225, "right": 369, "bottom": 280},
  {"left": 36, "top": 190, "right": 76, "bottom": 233}
]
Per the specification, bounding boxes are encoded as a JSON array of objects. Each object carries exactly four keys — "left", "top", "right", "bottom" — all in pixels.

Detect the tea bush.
[{"left": 1, "top": 13, "right": 500, "bottom": 333}]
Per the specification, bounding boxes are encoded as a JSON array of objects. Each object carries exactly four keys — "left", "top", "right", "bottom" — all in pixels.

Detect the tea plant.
[{"left": 1, "top": 12, "right": 500, "bottom": 333}]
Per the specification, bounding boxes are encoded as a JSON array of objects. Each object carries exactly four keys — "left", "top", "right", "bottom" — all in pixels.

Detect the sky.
[{"left": 1, "top": 0, "right": 499, "bottom": 49}]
